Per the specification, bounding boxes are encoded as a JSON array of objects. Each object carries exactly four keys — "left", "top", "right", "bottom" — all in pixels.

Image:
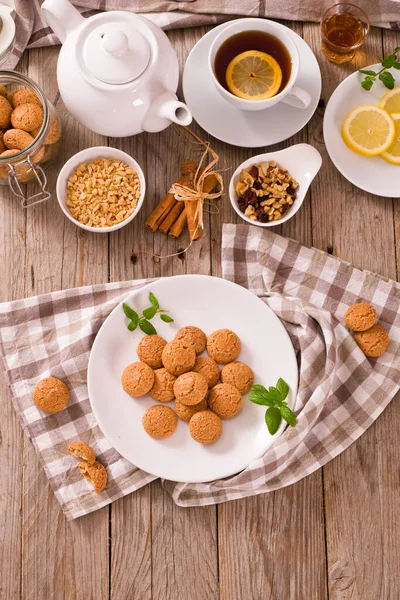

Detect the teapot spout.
[
  {"left": 142, "top": 91, "right": 192, "bottom": 133},
  {"left": 42, "top": 0, "right": 84, "bottom": 43}
]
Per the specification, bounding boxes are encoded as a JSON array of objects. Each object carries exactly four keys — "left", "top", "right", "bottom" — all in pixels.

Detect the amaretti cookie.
[
  {"left": 354, "top": 324, "right": 389, "bottom": 358},
  {"left": 192, "top": 357, "right": 220, "bottom": 389},
  {"left": 150, "top": 368, "right": 176, "bottom": 402},
  {"left": 121, "top": 362, "right": 154, "bottom": 397},
  {"left": 162, "top": 339, "right": 196, "bottom": 376},
  {"left": 78, "top": 460, "right": 107, "bottom": 493},
  {"left": 173, "top": 371, "right": 208, "bottom": 406},
  {"left": 142, "top": 405, "right": 178, "bottom": 439},
  {"left": 344, "top": 303, "right": 377, "bottom": 332},
  {"left": 174, "top": 398, "right": 208, "bottom": 422},
  {"left": 189, "top": 410, "right": 222, "bottom": 445},
  {"left": 137, "top": 334, "right": 167, "bottom": 369},
  {"left": 11, "top": 102, "right": 44, "bottom": 132},
  {"left": 221, "top": 361, "right": 254, "bottom": 395},
  {"left": 208, "top": 383, "right": 243, "bottom": 419},
  {"left": 67, "top": 441, "right": 96, "bottom": 465},
  {"left": 175, "top": 326, "right": 207, "bottom": 354},
  {"left": 33, "top": 376, "right": 70, "bottom": 413},
  {"left": 207, "top": 329, "right": 241, "bottom": 364}
]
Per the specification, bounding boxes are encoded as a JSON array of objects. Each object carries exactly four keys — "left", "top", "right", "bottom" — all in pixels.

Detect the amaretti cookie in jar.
[{"left": 0, "top": 71, "right": 61, "bottom": 206}]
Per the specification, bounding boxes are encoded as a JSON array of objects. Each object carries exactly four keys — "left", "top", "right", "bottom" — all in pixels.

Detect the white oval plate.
[
  {"left": 182, "top": 20, "right": 321, "bottom": 148},
  {"left": 324, "top": 64, "right": 400, "bottom": 198},
  {"left": 88, "top": 275, "right": 298, "bottom": 483}
]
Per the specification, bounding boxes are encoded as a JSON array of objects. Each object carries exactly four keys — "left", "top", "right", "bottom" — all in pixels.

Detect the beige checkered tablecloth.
[{"left": 1, "top": 224, "right": 400, "bottom": 519}]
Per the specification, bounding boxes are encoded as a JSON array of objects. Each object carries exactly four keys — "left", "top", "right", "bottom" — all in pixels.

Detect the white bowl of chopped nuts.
[
  {"left": 56, "top": 146, "right": 146, "bottom": 232},
  {"left": 229, "top": 144, "right": 322, "bottom": 227}
]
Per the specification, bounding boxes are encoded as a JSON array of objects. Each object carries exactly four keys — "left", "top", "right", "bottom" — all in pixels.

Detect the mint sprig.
[
  {"left": 249, "top": 378, "right": 296, "bottom": 435},
  {"left": 359, "top": 47, "right": 400, "bottom": 91},
  {"left": 122, "top": 292, "right": 174, "bottom": 334}
]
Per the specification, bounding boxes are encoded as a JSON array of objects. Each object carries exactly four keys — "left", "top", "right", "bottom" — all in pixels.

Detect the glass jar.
[{"left": 0, "top": 70, "right": 62, "bottom": 207}]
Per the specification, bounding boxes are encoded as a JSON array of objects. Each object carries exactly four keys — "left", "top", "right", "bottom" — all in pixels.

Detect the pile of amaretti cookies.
[
  {"left": 121, "top": 326, "right": 255, "bottom": 445},
  {"left": 344, "top": 302, "right": 389, "bottom": 357}
]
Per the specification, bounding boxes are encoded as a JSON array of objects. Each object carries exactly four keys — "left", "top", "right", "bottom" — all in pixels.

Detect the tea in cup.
[{"left": 209, "top": 19, "right": 311, "bottom": 111}]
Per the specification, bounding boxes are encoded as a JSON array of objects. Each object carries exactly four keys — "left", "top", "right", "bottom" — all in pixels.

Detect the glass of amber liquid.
[{"left": 321, "top": 3, "right": 370, "bottom": 64}]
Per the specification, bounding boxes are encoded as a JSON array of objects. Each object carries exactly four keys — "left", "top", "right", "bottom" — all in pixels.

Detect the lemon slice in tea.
[
  {"left": 342, "top": 105, "right": 395, "bottom": 157},
  {"left": 379, "top": 87, "right": 400, "bottom": 115},
  {"left": 225, "top": 50, "right": 282, "bottom": 101},
  {"left": 380, "top": 113, "right": 400, "bottom": 164}
]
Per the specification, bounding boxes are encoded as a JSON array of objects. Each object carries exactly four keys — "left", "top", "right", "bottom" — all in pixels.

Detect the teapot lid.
[{"left": 81, "top": 18, "right": 150, "bottom": 85}]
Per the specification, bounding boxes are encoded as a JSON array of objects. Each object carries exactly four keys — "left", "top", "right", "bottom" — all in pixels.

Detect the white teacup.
[{"left": 209, "top": 18, "right": 311, "bottom": 112}]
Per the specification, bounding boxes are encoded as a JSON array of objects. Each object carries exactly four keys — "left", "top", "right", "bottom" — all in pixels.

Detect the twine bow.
[{"left": 169, "top": 130, "right": 224, "bottom": 234}]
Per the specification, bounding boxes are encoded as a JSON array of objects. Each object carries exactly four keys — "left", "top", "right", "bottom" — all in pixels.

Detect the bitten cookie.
[
  {"left": 67, "top": 442, "right": 96, "bottom": 466},
  {"left": 121, "top": 362, "right": 154, "bottom": 397},
  {"left": 78, "top": 460, "right": 107, "bottom": 493},
  {"left": 142, "top": 405, "right": 178, "bottom": 439},
  {"left": 354, "top": 324, "right": 389, "bottom": 358},
  {"left": 174, "top": 398, "right": 208, "bottom": 422},
  {"left": 150, "top": 368, "right": 176, "bottom": 402},
  {"left": 137, "top": 334, "right": 167, "bottom": 369},
  {"left": 192, "top": 357, "right": 220, "bottom": 389},
  {"left": 33, "top": 376, "right": 70, "bottom": 413},
  {"left": 221, "top": 362, "right": 254, "bottom": 395},
  {"left": 208, "top": 383, "right": 243, "bottom": 419},
  {"left": 207, "top": 329, "right": 241, "bottom": 364},
  {"left": 173, "top": 371, "right": 208, "bottom": 406},
  {"left": 162, "top": 340, "right": 196, "bottom": 376},
  {"left": 189, "top": 411, "right": 222, "bottom": 445},
  {"left": 344, "top": 303, "right": 377, "bottom": 332},
  {"left": 175, "top": 326, "right": 207, "bottom": 354}
]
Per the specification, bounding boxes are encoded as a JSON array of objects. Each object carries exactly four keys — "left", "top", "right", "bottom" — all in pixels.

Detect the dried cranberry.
[
  {"left": 238, "top": 199, "right": 247, "bottom": 213},
  {"left": 252, "top": 180, "right": 262, "bottom": 190},
  {"left": 243, "top": 189, "right": 258, "bottom": 207},
  {"left": 281, "top": 203, "right": 290, "bottom": 214},
  {"left": 248, "top": 165, "right": 258, "bottom": 179},
  {"left": 257, "top": 212, "right": 269, "bottom": 223},
  {"left": 287, "top": 185, "right": 295, "bottom": 195}
]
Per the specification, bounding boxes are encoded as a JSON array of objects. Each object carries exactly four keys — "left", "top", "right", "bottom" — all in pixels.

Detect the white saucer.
[
  {"left": 324, "top": 64, "right": 400, "bottom": 198},
  {"left": 182, "top": 20, "right": 321, "bottom": 148}
]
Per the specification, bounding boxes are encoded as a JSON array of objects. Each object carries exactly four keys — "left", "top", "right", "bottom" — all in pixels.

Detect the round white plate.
[
  {"left": 182, "top": 20, "right": 321, "bottom": 148},
  {"left": 88, "top": 275, "right": 298, "bottom": 483},
  {"left": 324, "top": 64, "right": 400, "bottom": 198}
]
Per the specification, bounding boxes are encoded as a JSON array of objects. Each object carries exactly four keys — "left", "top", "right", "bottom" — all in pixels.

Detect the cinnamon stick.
[
  {"left": 186, "top": 172, "right": 219, "bottom": 241},
  {"left": 169, "top": 209, "right": 187, "bottom": 239},
  {"left": 158, "top": 201, "right": 185, "bottom": 234},
  {"left": 146, "top": 160, "right": 197, "bottom": 232}
]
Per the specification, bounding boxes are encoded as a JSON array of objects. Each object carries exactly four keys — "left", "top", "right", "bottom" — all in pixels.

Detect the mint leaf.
[
  {"left": 139, "top": 319, "right": 157, "bottom": 335},
  {"left": 280, "top": 404, "right": 297, "bottom": 427},
  {"left": 143, "top": 305, "right": 158, "bottom": 320},
  {"left": 359, "top": 69, "right": 377, "bottom": 76},
  {"left": 379, "top": 71, "right": 395, "bottom": 89},
  {"left": 248, "top": 385, "right": 276, "bottom": 407},
  {"left": 382, "top": 54, "right": 396, "bottom": 68},
  {"left": 160, "top": 314, "right": 174, "bottom": 323},
  {"left": 123, "top": 303, "right": 138, "bottom": 321},
  {"left": 267, "top": 386, "right": 284, "bottom": 405},
  {"left": 128, "top": 320, "right": 138, "bottom": 332},
  {"left": 276, "top": 378, "right": 289, "bottom": 401},
  {"left": 361, "top": 77, "right": 374, "bottom": 91},
  {"left": 265, "top": 407, "right": 282, "bottom": 435},
  {"left": 392, "top": 61, "right": 400, "bottom": 70},
  {"left": 149, "top": 292, "right": 159, "bottom": 309}
]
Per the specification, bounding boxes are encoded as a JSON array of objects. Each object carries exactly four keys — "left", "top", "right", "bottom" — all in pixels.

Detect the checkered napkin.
[{"left": 1, "top": 224, "right": 400, "bottom": 519}]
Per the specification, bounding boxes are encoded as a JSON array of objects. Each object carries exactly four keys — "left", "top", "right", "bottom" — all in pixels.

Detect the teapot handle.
[{"left": 41, "top": 0, "right": 84, "bottom": 43}]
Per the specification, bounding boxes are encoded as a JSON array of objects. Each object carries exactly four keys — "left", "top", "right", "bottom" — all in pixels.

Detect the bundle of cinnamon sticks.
[{"left": 146, "top": 160, "right": 219, "bottom": 240}]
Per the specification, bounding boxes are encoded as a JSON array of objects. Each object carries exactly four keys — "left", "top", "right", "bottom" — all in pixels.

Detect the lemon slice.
[
  {"left": 381, "top": 113, "right": 400, "bottom": 164},
  {"left": 379, "top": 87, "right": 400, "bottom": 115},
  {"left": 225, "top": 50, "right": 282, "bottom": 101},
  {"left": 342, "top": 105, "right": 395, "bottom": 156}
]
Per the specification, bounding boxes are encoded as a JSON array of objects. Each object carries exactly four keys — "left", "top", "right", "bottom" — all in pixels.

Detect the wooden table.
[{"left": 1, "top": 20, "right": 399, "bottom": 600}]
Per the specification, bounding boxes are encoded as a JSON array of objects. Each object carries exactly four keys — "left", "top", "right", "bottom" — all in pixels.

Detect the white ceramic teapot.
[{"left": 41, "top": 0, "right": 192, "bottom": 137}]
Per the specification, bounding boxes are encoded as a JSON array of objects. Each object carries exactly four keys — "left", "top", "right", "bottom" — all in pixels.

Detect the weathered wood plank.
[
  {"left": 21, "top": 47, "right": 109, "bottom": 600},
  {"left": 305, "top": 23, "right": 400, "bottom": 600}
]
